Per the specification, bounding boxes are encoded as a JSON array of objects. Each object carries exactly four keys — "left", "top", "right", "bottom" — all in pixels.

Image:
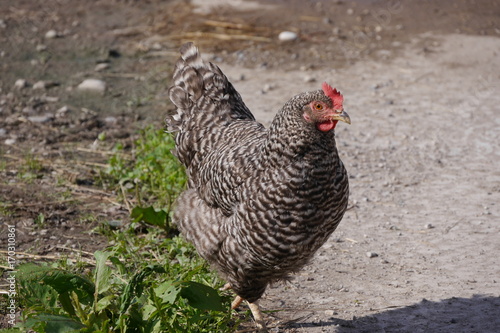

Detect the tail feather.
[
  {"left": 167, "top": 43, "right": 254, "bottom": 129},
  {"left": 166, "top": 42, "right": 255, "bottom": 167}
]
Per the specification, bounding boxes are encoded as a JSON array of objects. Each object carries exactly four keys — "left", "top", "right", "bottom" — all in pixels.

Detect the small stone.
[
  {"left": 39, "top": 229, "right": 48, "bottom": 236},
  {"left": 33, "top": 80, "right": 47, "bottom": 90},
  {"left": 28, "top": 114, "right": 54, "bottom": 123},
  {"left": 22, "top": 106, "right": 36, "bottom": 114},
  {"left": 0, "top": 128, "right": 6, "bottom": 137},
  {"left": 425, "top": 223, "right": 435, "bottom": 229},
  {"left": 77, "top": 79, "right": 106, "bottom": 93},
  {"left": 107, "top": 220, "right": 123, "bottom": 229},
  {"left": 347, "top": 8, "right": 354, "bottom": 15},
  {"left": 94, "top": 63, "right": 110, "bottom": 72},
  {"left": 56, "top": 106, "right": 69, "bottom": 117},
  {"left": 4, "top": 138, "right": 16, "bottom": 145},
  {"left": 304, "top": 75, "right": 316, "bottom": 83},
  {"left": 262, "top": 83, "right": 274, "bottom": 92},
  {"left": 324, "top": 310, "right": 336, "bottom": 316},
  {"left": 104, "top": 116, "right": 118, "bottom": 125},
  {"left": 43, "top": 96, "right": 59, "bottom": 103},
  {"left": 45, "top": 29, "right": 58, "bottom": 39},
  {"left": 36, "top": 44, "right": 47, "bottom": 52},
  {"left": 366, "top": 252, "right": 378, "bottom": 258},
  {"left": 14, "top": 79, "right": 28, "bottom": 89},
  {"left": 0, "top": 19, "right": 6, "bottom": 29},
  {"left": 278, "top": 31, "right": 298, "bottom": 41}
]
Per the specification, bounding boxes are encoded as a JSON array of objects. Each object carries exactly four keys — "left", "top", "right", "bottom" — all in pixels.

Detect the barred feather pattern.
[{"left": 166, "top": 43, "right": 349, "bottom": 303}]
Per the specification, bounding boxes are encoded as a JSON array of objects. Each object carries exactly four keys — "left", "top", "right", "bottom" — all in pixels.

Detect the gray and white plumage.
[{"left": 167, "top": 42, "right": 350, "bottom": 304}]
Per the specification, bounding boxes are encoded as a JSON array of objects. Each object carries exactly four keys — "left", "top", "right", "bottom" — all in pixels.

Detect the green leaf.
[
  {"left": 94, "top": 251, "right": 112, "bottom": 294},
  {"left": 17, "top": 263, "right": 94, "bottom": 306},
  {"left": 154, "top": 281, "right": 180, "bottom": 304},
  {"left": 95, "top": 295, "right": 114, "bottom": 312},
  {"left": 109, "top": 256, "right": 127, "bottom": 276},
  {"left": 120, "top": 265, "right": 166, "bottom": 314},
  {"left": 180, "top": 282, "right": 224, "bottom": 311},
  {"left": 58, "top": 292, "right": 76, "bottom": 317},
  {"left": 131, "top": 206, "right": 167, "bottom": 228},
  {"left": 22, "top": 314, "right": 85, "bottom": 332}
]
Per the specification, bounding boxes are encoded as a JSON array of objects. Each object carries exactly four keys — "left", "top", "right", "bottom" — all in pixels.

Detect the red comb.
[{"left": 322, "top": 82, "right": 343, "bottom": 110}]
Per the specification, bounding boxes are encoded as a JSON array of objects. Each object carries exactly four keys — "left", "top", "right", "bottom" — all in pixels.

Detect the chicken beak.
[{"left": 332, "top": 110, "right": 351, "bottom": 125}]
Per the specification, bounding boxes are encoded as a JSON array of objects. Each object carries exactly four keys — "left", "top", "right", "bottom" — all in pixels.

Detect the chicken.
[{"left": 167, "top": 42, "right": 350, "bottom": 329}]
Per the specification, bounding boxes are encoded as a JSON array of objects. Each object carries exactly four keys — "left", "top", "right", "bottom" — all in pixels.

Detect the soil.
[{"left": 1, "top": 0, "right": 499, "bottom": 332}]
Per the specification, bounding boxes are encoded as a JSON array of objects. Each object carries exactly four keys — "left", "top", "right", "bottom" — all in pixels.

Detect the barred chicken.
[{"left": 167, "top": 42, "right": 350, "bottom": 329}]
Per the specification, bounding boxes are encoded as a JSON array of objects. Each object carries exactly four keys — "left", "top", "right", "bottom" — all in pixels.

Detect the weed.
[
  {"left": 0, "top": 201, "right": 13, "bottom": 217},
  {"left": 16, "top": 153, "right": 45, "bottom": 181},
  {"left": 11, "top": 227, "right": 237, "bottom": 332},
  {"left": 104, "top": 126, "right": 186, "bottom": 214},
  {"left": 34, "top": 213, "right": 45, "bottom": 228},
  {"left": 3, "top": 126, "right": 241, "bottom": 332},
  {"left": 24, "top": 153, "right": 44, "bottom": 173}
]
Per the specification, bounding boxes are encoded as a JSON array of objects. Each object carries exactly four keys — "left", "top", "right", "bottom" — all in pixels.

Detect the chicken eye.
[{"left": 314, "top": 103, "right": 323, "bottom": 110}]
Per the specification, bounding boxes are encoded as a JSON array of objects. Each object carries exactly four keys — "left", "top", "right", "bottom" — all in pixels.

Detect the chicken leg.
[{"left": 231, "top": 295, "right": 267, "bottom": 331}]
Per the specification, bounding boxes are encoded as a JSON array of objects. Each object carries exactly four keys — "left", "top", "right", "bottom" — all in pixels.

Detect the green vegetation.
[
  {"left": 1, "top": 127, "right": 239, "bottom": 332},
  {"left": 104, "top": 126, "right": 186, "bottom": 214},
  {"left": 17, "top": 153, "right": 45, "bottom": 181}
]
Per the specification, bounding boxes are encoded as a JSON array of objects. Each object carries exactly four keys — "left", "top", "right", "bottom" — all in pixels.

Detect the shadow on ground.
[{"left": 288, "top": 295, "right": 500, "bottom": 333}]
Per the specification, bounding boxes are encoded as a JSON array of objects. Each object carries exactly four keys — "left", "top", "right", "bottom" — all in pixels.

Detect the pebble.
[
  {"left": 425, "top": 223, "right": 435, "bottom": 229},
  {"left": 4, "top": 138, "right": 16, "bottom": 145},
  {"left": 303, "top": 75, "right": 316, "bottom": 83},
  {"left": 33, "top": 80, "right": 47, "bottom": 90},
  {"left": 278, "top": 31, "right": 298, "bottom": 41},
  {"left": 36, "top": 44, "right": 47, "bottom": 52},
  {"left": 45, "top": 29, "right": 58, "bottom": 39},
  {"left": 104, "top": 116, "right": 118, "bottom": 125},
  {"left": 366, "top": 252, "right": 379, "bottom": 258},
  {"left": 94, "top": 63, "right": 110, "bottom": 72},
  {"left": 262, "top": 83, "right": 274, "bottom": 93},
  {"left": 22, "top": 106, "right": 35, "bottom": 114},
  {"left": 77, "top": 79, "right": 106, "bottom": 93},
  {"left": 324, "top": 310, "right": 337, "bottom": 316},
  {"left": 0, "top": 128, "right": 6, "bottom": 137},
  {"left": 43, "top": 96, "right": 59, "bottom": 103},
  {"left": 28, "top": 114, "right": 54, "bottom": 123},
  {"left": 14, "top": 79, "right": 28, "bottom": 89},
  {"left": 56, "top": 106, "right": 69, "bottom": 117},
  {"left": 107, "top": 220, "right": 123, "bottom": 229}
]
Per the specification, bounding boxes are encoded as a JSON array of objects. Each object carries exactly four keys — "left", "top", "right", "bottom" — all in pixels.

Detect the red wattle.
[{"left": 317, "top": 120, "right": 338, "bottom": 132}]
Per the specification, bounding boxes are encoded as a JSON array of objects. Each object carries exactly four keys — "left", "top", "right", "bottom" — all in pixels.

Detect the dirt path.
[{"left": 224, "top": 33, "right": 500, "bottom": 332}]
